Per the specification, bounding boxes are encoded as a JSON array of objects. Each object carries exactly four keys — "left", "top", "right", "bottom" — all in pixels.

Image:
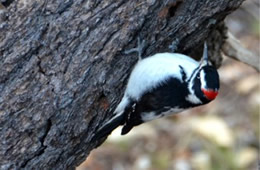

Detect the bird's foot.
[
  {"left": 169, "top": 38, "right": 180, "bottom": 52},
  {"left": 124, "top": 37, "right": 146, "bottom": 60}
]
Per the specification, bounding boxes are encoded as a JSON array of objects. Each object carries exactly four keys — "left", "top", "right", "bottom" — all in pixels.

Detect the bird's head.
[{"left": 197, "top": 42, "right": 220, "bottom": 100}]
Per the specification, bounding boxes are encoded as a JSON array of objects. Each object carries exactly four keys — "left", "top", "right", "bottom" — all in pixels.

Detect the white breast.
[
  {"left": 141, "top": 107, "right": 186, "bottom": 122},
  {"left": 125, "top": 53, "right": 199, "bottom": 100}
]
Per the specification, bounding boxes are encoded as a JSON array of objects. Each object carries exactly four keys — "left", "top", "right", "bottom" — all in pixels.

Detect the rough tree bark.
[{"left": 0, "top": 0, "right": 245, "bottom": 169}]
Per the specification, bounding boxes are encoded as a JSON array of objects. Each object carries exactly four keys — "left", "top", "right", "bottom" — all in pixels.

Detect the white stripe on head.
[
  {"left": 185, "top": 94, "right": 202, "bottom": 104},
  {"left": 186, "top": 68, "right": 202, "bottom": 104},
  {"left": 200, "top": 70, "right": 207, "bottom": 89}
]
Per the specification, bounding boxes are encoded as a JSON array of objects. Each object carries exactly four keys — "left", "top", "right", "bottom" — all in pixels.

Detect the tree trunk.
[{"left": 0, "top": 0, "right": 244, "bottom": 169}]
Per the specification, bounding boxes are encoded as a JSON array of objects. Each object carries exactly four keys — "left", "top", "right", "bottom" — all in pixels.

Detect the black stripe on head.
[
  {"left": 187, "top": 66, "right": 200, "bottom": 83},
  {"left": 201, "top": 66, "right": 219, "bottom": 90}
]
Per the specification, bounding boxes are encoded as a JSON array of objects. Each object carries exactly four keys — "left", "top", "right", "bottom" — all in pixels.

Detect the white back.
[{"left": 125, "top": 53, "right": 199, "bottom": 100}]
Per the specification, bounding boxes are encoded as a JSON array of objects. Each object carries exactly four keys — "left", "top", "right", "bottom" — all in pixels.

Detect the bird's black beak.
[{"left": 199, "top": 41, "right": 209, "bottom": 68}]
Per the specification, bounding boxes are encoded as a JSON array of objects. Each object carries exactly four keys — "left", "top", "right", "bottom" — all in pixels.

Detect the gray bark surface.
[{"left": 0, "top": 0, "right": 244, "bottom": 169}]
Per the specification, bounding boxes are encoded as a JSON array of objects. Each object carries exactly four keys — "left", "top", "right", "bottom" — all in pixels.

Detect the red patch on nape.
[{"left": 201, "top": 88, "right": 218, "bottom": 100}]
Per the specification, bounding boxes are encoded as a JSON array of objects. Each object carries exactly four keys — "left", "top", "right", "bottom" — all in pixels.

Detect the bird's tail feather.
[{"left": 91, "top": 112, "right": 124, "bottom": 141}]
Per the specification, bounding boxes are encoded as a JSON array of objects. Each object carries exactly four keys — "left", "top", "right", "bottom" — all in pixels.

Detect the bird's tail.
[
  {"left": 91, "top": 96, "right": 131, "bottom": 141},
  {"left": 91, "top": 112, "right": 124, "bottom": 141}
]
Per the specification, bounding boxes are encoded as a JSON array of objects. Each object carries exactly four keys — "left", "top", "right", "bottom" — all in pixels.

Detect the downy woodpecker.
[{"left": 94, "top": 40, "right": 219, "bottom": 139}]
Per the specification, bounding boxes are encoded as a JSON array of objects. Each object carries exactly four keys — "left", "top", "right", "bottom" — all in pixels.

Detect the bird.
[{"left": 93, "top": 39, "right": 220, "bottom": 140}]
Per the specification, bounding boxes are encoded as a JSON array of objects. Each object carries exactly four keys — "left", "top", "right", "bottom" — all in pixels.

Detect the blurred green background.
[{"left": 79, "top": 1, "right": 259, "bottom": 170}]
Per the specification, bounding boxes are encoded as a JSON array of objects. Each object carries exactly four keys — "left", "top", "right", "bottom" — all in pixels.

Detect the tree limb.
[{"left": 222, "top": 31, "right": 259, "bottom": 71}]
